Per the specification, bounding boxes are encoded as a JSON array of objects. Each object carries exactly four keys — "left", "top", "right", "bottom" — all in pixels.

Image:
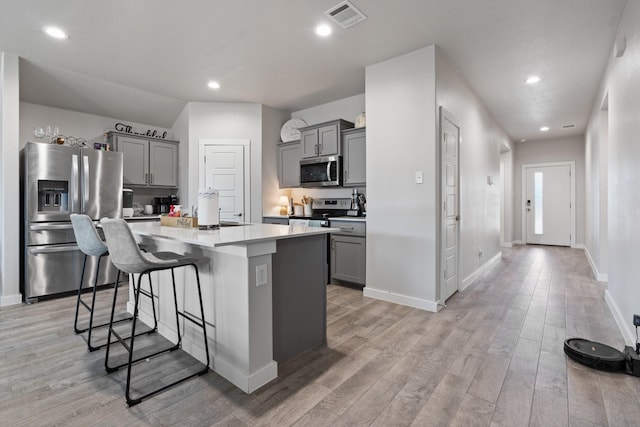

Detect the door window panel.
[{"left": 534, "top": 172, "right": 543, "bottom": 235}]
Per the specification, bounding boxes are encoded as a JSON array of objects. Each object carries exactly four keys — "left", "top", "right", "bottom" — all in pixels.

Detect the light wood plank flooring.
[{"left": 2, "top": 245, "right": 640, "bottom": 426}]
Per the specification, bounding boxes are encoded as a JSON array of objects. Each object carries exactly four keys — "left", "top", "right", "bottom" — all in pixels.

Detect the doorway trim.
[
  {"left": 521, "top": 161, "right": 576, "bottom": 247},
  {"left": 198, "top": 138, "right": 251, "bottom": 222}
]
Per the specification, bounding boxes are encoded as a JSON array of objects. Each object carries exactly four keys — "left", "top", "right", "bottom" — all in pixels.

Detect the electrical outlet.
[
  {"left": 478, "top": 245, "right": 483, "bottom": 258},
  {"left": 633, "top": 314, "right": 640, "bottom": 327},
  {"left": 256, "top": 264, "right": 268, "bottom": 287}
]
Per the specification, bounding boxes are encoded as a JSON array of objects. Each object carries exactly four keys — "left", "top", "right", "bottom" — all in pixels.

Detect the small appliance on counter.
[
  {"left": 347, "top": 188, "right": 362, "bottom": 217},
  {"left": 153, "top": 195, "right": 178, "bottom": 214},
  {"left": 197, "top": 188, "right": 220, "bottom": 229},
  {"left": 122, "top": 188, "right": 134, "bottom": 217}
]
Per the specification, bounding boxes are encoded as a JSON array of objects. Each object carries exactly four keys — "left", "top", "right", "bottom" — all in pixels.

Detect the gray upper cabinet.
[
  {"left": 342, "top": 128, "right": 366, "bottom": 187},
  {"left": 109, "top": 132, "right": 179, "bottom": 187},
  {"left": 299, "top": 119, "right": 354, "bottom": 159},
  {"left": 278, "top": 139, "right": 301, "bottom": 188},
  {"left": 149, "top": 140, "right": 178, "bottom": 187}
]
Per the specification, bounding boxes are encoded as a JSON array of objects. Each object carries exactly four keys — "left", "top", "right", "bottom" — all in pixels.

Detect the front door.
[
  {"left": 203, "top": 145, "right": 245, "bottom": 222},
  {"left": 525, "top": 164, "right": 572, "bottom": 246},
  {"left": 440, "top": 107, "right": 460, "bottom": 302}
]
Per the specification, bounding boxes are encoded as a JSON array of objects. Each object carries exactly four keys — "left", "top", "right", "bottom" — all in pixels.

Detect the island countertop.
[
  {"left": 127, "top": 221, "right": 337, "bottom": 248},
  {"left": 125, "top": 220, "right": 332, "bottom": 394}
]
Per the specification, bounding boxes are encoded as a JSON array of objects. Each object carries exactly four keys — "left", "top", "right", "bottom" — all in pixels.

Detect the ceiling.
[{"left": 0, "top": 0, "right": 627, "bottom": 141}]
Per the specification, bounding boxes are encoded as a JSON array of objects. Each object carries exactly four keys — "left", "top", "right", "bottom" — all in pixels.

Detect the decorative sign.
[{"left": 114, "top": 122, "right": 168, "bottom": 139}]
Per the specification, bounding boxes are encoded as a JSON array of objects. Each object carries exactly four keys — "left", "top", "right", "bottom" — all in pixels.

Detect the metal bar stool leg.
[{"left": 73, "top": 254, "right": 89, "bottom": 334}]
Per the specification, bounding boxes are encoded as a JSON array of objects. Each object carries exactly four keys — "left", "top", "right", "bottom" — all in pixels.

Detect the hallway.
[{"left": 1, "top": 245, "right": 639, "bottom": 425}]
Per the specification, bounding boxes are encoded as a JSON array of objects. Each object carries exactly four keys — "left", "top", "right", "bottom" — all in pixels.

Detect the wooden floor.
[{"left": 2, "top": 245, "right": 640, "bottom": 426}]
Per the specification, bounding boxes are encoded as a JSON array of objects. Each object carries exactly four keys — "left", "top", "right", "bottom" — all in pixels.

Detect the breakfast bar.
[{"left": 125, "top": 221, "right": 334, "bottom": 393}]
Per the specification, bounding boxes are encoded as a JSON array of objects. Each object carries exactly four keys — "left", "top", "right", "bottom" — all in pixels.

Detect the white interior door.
[
  {"left": 525, "top": 164, "right": 571, "bottom": 246},
  {"left": 204, "top": 145, "right": 244, "bottom": 222},
  {"left": 440, "top": 107, "right": 460, "bottom": 302}
]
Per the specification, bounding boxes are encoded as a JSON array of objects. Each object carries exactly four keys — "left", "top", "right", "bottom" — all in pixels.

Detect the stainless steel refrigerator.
[{"left": 20, "top": 142, "right": 123, "bottom": 303}]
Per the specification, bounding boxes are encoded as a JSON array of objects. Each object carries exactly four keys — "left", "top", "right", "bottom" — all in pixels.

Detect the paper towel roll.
[{"left": 198, "top": 188, "right": 220, "bottom": 226}]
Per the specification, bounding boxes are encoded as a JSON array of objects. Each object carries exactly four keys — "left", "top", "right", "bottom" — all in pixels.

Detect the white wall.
[
  {"left": 513, "top": 136, "right": 586, "bottom": 245},
  {"left": 501, "top": 149, "right": 515, "bottom": 246},
  {"left": 365, "top": 46, "right": 439, "bottom": 310},
  {"left": 435, "top": 48, "right": 512, "bottom": 286},
  {"left": 261, "top": 105, "right": 291, "bottom": 216},
  {"left": 585, "top": 103, "right": 609, "bottom": 281},
  {"left": 587, "top": 0, "right": 640, "bottom": 345},
  {"left": 183, "top": 102, "right": 263, "bottom": 223},
  {"left": 292, "top": 93, "right": 364, "bottom": 126},
  {"left": 19, "top": 102, "right": 172, "bottom": 150},
  {"left": 0, "top": 52, "right": 21, "bottom": 306}
]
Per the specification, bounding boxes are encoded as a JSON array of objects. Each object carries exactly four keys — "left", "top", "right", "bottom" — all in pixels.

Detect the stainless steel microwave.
[{"left": 300, "top": 156, "right": 342, "bottom": 187}]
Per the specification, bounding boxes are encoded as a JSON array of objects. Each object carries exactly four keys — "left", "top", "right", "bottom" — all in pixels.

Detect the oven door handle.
[{"left": 327, "top": 161, "right": 332, "bottom": 182}]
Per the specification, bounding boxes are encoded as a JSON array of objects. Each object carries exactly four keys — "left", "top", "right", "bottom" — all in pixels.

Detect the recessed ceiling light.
[
  {"left": 520, "top": 139, "right": 527, "bottom": 143},
  {"left": 540, "top": 126, "right": 550, "bottom": 132},
  {"left": 207, "top": 81, "right": 221, "bottom": 89},
  {"left": 526, "top": 76, "right": 541, "bottom": 84},
  {"left": 43, "top": 26, "right": 69, "bottom": 39},
  {"left": 315, "top": 24, "right": 332, "bottom": 37}
]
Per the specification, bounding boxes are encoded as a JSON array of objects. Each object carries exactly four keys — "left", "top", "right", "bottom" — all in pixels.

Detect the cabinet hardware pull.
[
  {"left": 145, "top": 173, "right": 148, "bottom": 184},
  {"left": 150, "top": 173, "right": 153, "bottom": 184}
]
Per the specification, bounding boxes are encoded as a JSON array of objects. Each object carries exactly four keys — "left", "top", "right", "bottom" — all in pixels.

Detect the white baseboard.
[
  {"left": 363, "top": 287, "right": 439, "bottom": 312},
  {"left": 583, "top": 247, "right": 608, "bottom": 282},
  {"left": 514, "top": 240, "right": 523, "bottom": 245},
  {"left": 501, "top": 242, "right": 513, "bottom": 248},
  {"left": 461, "top": 252, "right": 502, "bottom": 292},
  {"left": 605, "top": 290, "right": 634, "bottom": 346},
  {"left": 0, "top": 293, "right": 23, "bottom": 307},
  {"left": 573, "top": 243, "right": 586, "bottom": 250}
]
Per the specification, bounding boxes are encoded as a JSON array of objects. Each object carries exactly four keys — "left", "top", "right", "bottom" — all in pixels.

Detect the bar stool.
[
  {"left": 100, "top": 217, "right": 210, "bottom": 406},
  {"left": 70, "top": 214, "right": 158, "bottom": 352}
]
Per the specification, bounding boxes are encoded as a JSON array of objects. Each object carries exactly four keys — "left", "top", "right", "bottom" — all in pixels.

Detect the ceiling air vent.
[
  {"left": 324, "top": 1, "right": 367, "bottom": 29},
  {"left": 562, "top": 124, "right": 576, "bottom": 129}
]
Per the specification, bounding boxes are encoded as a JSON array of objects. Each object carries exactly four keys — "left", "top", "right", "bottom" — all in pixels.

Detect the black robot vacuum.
[{"left": 564, "top": 338, "right": 640, "bottom": 376}]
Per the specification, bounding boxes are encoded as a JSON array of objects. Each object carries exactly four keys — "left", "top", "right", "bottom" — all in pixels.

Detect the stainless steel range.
[
  {"left": 288, "top": 198, "right": 352, "bottom": 226},
  {"left": 20, "top": 142, "right": 123, "bottom": 303}
]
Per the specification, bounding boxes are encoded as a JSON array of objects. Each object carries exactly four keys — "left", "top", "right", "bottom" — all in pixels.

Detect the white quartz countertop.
[{"left": 128, "top": 221, "right": 337, "bottom": 249}]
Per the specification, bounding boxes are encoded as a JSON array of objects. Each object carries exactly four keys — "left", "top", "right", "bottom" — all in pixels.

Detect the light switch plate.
[{"left": 415, "top": 171, "right": 423, "bottom": 184}]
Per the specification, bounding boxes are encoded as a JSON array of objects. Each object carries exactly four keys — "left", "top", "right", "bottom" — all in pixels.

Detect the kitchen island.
[{"left": 126, "top": 221, "right": 334, "bottom": 393}]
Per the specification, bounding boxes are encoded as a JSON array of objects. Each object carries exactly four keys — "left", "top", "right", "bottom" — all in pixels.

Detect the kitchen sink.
[{"left": 219, "top": 222, "right": 251, "bottom": 227}]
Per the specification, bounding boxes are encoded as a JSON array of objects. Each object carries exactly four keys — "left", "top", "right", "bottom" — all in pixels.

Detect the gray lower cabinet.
[
  {"left": 277, "top": 140, "right": 301, "bottom": 188},
  {"left": 342, "top": 127, "right": 366, "bottom": 187},
  {"left": 330, "top": 219, "right": 366, "bottom": 286},
  {"left": 109, "top": 132, "right": 178, "bottom": 187}
]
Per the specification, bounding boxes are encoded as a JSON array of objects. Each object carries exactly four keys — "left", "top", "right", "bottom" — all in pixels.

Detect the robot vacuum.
[{"left": 564, "top": 338, "right": 640, "bottom": 376}]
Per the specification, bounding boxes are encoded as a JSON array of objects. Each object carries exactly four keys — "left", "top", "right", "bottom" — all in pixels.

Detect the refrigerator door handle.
[
  {"left": 29, "top": 223, "right": 74, "bottom": 231},
  {"left": 83, "top": 155, "right": 90, "bottom": 213},
  {"left": 30, "top": 244, "right": 80, "bottom": 254},
  {"left": 71, "top": 154, "right": 79, "bottom": 213}
]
